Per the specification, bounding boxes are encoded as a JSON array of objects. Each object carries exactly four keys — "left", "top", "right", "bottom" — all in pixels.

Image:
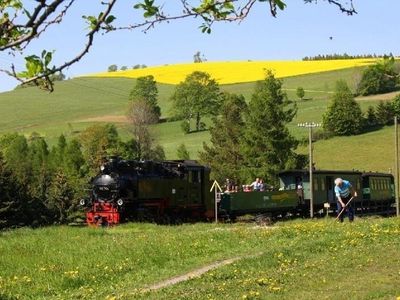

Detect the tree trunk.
[{"left": 196, "top": 112, "right": 200, "bottom": 131}]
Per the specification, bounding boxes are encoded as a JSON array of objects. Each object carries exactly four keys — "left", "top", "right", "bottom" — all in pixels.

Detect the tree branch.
[{"left": 0, "top": 0, "right": 358, "bottom": 92}]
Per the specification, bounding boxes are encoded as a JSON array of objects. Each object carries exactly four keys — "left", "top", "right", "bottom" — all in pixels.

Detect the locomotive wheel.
[{"left": 255, "top": 214, "right": 273, "bottom": 226}]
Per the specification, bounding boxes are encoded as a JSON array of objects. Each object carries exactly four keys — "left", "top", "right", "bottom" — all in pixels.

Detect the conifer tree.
[
  {"left": 64, "top": 139, "right": 85, "bottom": 176},
  {"left": 199, "top": 93, "right": 247, "bottom": 183},
  {"left": 47, "top": 170, "right": 75, "bottom": 224},
  {"left": 323, "top": 80, "right": 363, "bottom": 135},
  {"left": 375, "top": 101, "right": 394, "bottom": 126},
  {"left": 241, "top": 71, "right": 299, "bottom": 183},
  {"left": 0, "top": 134, "right": 32, "bottom": 185},
  {"left": 177, "top": 144, "right": 190, "bottom": 160},
  {"left": 29, "top": 137, "right": 51, "bottom": 201},
  {"left": 365, "top": 105, "right": 378, "bottom": 127},
  {"left": 0, "top": 154, "right": 25, "bottom": 229}
]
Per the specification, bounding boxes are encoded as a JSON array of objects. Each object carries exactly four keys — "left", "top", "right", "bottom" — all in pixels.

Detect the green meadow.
[
  {"left": 0, "top": 66, "right": 399, "bottom": 170},
  {"left": 1, "top": 69, "right": 400, "bottom": 299},
  {"left": 0, "top": 218, "right": 399, "bottom": 299}
]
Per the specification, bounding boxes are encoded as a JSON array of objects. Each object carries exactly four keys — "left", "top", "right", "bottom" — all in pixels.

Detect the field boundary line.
[{"left": 144, "top": 252, "right": 264, "bottom": 292}]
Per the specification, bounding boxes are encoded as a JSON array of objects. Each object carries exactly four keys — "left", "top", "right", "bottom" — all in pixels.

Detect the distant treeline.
[{"left": 302, "top": 53, "right": 396, "bottom": 61}]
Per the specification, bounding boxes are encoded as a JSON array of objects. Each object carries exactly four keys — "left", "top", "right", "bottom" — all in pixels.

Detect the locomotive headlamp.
[
  {"left": 79, "top": 199, "right": 85, "bottom": 206},
  {"left": 117, "top": 199, "right": 124, "bottom": 206},
  {"left": 100, "top": 165, "right": 105, "bottom": 171}
]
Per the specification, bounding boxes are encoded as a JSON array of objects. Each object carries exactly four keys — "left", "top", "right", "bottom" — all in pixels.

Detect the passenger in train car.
[
  {"left": 259, "top": 179, "right": 265, "bottom": 191},
  {"left": 334, "top": 177, "right": 358, "bottom": 222},
  {"left": 249, "top": 178, "right": 261, "bottom": 191},
  {"left": 224, "top": 178, "right": 233, "bottom": 193},
  {"left": 242, "top": 184, "right": 252, "bottom": 192},
  {"left": 224, "top": 179, "right": 238, "bottom": 193}
]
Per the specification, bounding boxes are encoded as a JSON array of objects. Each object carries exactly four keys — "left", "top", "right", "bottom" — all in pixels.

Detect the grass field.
[
  {"left": 0, "top": 217, "right": 399, "bottom": 299},
  {"left": 0, "top": 63, "right": 399, "bottom": 171}
]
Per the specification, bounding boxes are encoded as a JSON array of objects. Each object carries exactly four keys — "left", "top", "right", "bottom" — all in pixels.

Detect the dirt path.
[{"left": 144, "top": 252, "right": 263, "bottom": 292}]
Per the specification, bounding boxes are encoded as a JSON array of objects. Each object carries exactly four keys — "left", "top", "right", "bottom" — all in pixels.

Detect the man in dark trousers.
[{"left": 334, "top": 178, "right": 357, "bottom": 222}]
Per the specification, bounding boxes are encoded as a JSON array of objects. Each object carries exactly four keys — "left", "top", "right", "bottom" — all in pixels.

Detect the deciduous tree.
[
  {"left": 79, "top": 124, "right": 119, "bottom": 174},
  {"left": 127, "top": 99, "right": 163, "bottom": 160},
  {"left": 171, "top": 71, "right": 221, "bottom": 132},
  {"left": 296, "top": 86, "right": 305, "bottom": 100},
  {"left": 129, "top": 75, "right": 161, "bottom": 120},
  {"left": 357, "top": 58, "right": 399, "bottom": 96}
]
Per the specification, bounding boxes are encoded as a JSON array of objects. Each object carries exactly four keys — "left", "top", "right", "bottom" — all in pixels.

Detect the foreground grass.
[{"left": 0, "top": 218, "right": 399, "bottom": 299}]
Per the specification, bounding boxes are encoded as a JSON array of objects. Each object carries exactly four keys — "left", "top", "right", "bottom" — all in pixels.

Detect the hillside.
[
  {"left": 86, "top": 59, "right": 376, "bottom": 85},
  {"left": 0, "top": 63, "right": 399, "bottom": 172}
]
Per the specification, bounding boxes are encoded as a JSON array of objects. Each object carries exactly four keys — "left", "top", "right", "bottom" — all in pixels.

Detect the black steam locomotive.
[{"left": 80, "top": 157, "right": 214, "bottom": 226}]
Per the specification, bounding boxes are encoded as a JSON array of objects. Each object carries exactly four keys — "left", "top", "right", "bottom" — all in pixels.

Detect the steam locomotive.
[
  {"left": 80, "top": 157, "right": 214, "bottom": 226},
  {"left": 81, "top": 157, "right": 396, "bottom": 226}
]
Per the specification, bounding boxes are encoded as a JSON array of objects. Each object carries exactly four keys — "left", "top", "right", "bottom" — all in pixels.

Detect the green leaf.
[
  {"left": 44, "top": 51, "right": 52, "bottom": 67},
  {"left": 274, "top": 0, "right": 286, "bottom": 10},
  {"left": 105, "top": 15, "right": 116, "bottom": 24}
]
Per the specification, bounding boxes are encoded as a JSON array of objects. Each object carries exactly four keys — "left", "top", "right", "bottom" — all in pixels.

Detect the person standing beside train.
[{"left": 334, "top": 178, "right": 357, "bottom": 222}]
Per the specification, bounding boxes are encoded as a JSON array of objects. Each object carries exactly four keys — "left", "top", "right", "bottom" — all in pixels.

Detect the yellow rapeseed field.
[{"left": 85, "top": 59, "right": 377, "bottom": 85}]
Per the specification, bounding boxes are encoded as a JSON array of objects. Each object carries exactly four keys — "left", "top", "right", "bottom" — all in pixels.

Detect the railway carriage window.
[
  {"left": 193, "top": 170, "right": 199, "bottom": 183},
  {"left": 189, "top": 170, "right": 200, "bottom": 183},
  {"left": 313, "top": 178, "right": 318, "bottom": 191},
  {"left": 321, "top": 180, "right": 325, "bottom": 191},
  {"left": 188, "top": 171, "right": 192, "bottom": 183},
  {"left": 356, "top": 179, "right": 361, "bottom": 190}
]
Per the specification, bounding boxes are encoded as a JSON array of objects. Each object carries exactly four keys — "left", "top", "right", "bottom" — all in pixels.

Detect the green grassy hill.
[
  {"left": 0, "top": 66, "right": 399, "bottom": 171},
  {"left": 0, "top": 218, "right": 399, "bottom": 299}
]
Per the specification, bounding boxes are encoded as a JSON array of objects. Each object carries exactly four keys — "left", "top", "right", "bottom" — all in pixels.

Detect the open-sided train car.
[{"left": 219, "top": 190, "right": 299, "bottom": 221}]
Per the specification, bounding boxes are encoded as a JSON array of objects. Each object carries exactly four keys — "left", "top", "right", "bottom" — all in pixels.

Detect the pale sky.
[{"left": 0, "top": 0, "right": 399, "bottom": 92}]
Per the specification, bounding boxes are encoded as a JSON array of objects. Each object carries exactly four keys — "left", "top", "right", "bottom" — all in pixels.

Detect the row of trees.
[
  {"left": 303, "top": 53, "right": 395, "bottom": 61},
  {"left": 108, "top": 64, "right": 147, "bottom": 72}
]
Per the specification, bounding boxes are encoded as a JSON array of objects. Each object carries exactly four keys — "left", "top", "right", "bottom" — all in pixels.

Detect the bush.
[
  {"left": 181, "top": 121, "right": 190, "bottom": 134},
  {"left": 323, "top": 80, "right": 363, "bottom": 136}
]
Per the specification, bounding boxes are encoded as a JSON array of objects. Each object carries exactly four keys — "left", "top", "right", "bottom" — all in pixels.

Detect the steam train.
[
  {"left": 80, "top": 157, "right": 214, "bottom": 226},
  {"left": 80, "top": 157, "right": 396, "bottom": 226}
]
